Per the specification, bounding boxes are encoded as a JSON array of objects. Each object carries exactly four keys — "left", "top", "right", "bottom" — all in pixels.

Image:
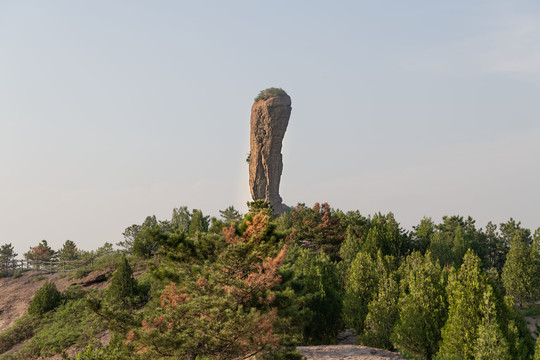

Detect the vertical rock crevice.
[{"left": 249, "top": 89, "right": 291, "bottom": 214}]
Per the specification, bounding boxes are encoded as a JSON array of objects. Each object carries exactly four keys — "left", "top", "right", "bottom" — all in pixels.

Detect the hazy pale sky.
[{"left": 1, "top": 1, "right": 539, "bottom": 256}]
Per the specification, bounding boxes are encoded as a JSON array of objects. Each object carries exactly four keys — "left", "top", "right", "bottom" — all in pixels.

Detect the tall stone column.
[{"left": 249, "top": 89, "right": 291, "bottom": 214}]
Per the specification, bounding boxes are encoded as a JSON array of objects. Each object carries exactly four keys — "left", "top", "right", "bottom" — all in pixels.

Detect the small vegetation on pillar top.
[{"left": 254, "top": 87, "right": 288, "bottom": 102}]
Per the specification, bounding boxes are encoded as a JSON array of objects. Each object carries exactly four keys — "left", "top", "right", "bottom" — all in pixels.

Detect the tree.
[
  {"left": 360, "top": 269, "right": 399, "bottom": 350},
  {"left": 362, "top": 212, "right": 404, "bottom": 259},
  {"left": 391, "top": 251, "right": 446, "bottom": 360},
  {"left": 290, "top": 203, "right": 345, "bottom": 260},
  {"left": 28, "top": 281, "right": 62, "bottom": 316},
  {"left": 133, "top": 216, "right": 160, "bottom": 258},
  {"left": 171, "top": 206, "right": 191, "bottom": 232},
  {"left": 438, "top": 250, "right": 487, "bottom": 359},
  {"left": 24, "top": 240, "right": 55, "bottom": 262},
  {"left": 57, "top": 240, "right": 80, "bottom": 261},
  {"left": 0, "top": 243, "right": 17, "bottom": 265},
  {"left": 411, "top": 217, "right": 435, "bottom": 253},
  {"left": 342, "top": 251, "right": 379, "bottom": 334},
  {"left": 108, "top": 257, "right": 138, "bottom": 308},
  {"left": 338, "top": 228, "right": 363, "bottom": 283},
  {"left": 125, "top": 211, "right": 286, "bottom": 359},
  {"left": 188, "top": 209, "right": 210, "bottom": 236},
  {"left": 117, "top": 224, "right": 142, "bottom": 254},
  {"left": 502, "top": 231, "right": 536, "bottom": 306},
  {"left": 276, "top": 245, "right": 343, "bottom": 345},
  {"left": 485, "top": 222, "right": 505, "bottom": 272},
  {"left": 474, "top": 285, "right": 509, "bottom": 360},
  {"left": 219, "top": 206, "right": 242, "bottom": 222}
]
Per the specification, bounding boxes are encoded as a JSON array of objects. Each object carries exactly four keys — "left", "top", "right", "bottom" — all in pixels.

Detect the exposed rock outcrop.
[{"left": 249, "top": 89, "right": 291, "bottom": 214}]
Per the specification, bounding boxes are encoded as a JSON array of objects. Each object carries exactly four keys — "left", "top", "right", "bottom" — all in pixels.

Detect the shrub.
[
  {"left": 28, "top": 281, "right": 63, "bottom": 316},
  {"left": 254, "top": 87, "right": 288, "bottom": 102},
  {"left": 12, "top": 269, "right": 22, "bottom": 279},
  {"left": 107, "top": 257, "right": 138, "bottom": 307}
]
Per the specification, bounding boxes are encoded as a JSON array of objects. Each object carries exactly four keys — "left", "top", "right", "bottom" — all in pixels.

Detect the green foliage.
[
  {"left": 359, "top": 269, "right": 399, "bottom": 350},
  {"left": 290, "top": 203, "right": 345, "bottom": 260},
  {"left": 534, "top": 335, "right": 540, "bottom": 360},
  {"left": 58, "top": 240, "right": 80, "bottom": 261},
  {"left": 411, "top": 217, "right": 435, "bottom": 253},
  {"left": 254, "top": 87, "right": 288, "bottom": 102},
  {"left": 111, "top": 212, "right": 286, "bottom": 359},
  {"left": 502, "top": 230, "right": 539, "bottom": 306},
  {"left": 391, "top": 251, "right": 447, "bottom": 360},
  {"left": 0, "top": 243, "right": 17, "bottom": 264},
  {"left": 438, "top": 250, "right": 487, "bottom": 359},
  {"left": 132, "top": 216, "right": 161, "bottom": 258},
  {"left": 28, "top": 281, "right": 63, "bottom": 316},
  {"left": 12, "top": 269, "right": 22, "bottom": 279},
  {"left": 24, "top": 240, "right": 55, "bottom": 262},
  {"left": 117, "top": 224, "right": 142, "bottom": 254},
  {"left": 171, "top": 206, "right": 191, "bottom": 232},
  {"left": 474, "top": 285, "right": 509, "bottom": 360},
  {"left": 247, "top": 199, "right": 274, "bottom": 216},
  {"left": 275, "top": 245, "right": 343, "bottom": 345},
  {"left": 342, "top": 250, "right": 379, "bottom": 333},
  {"left": 219, "top": 205, "right": 242, "bottom": 222},
  {"left": 362, "top": 212, "right": 405, "bottom": 259},
  {"left": 107, "top": 257, "right": 139, "bottom": 308},
  {"left": 4, "top": 295, "right": 106, "bottom": 359},
  {"left": 0, "top": 314, "right": 39, "bottom": 354},
  {"left": 188, "top": 209, "right": 210, "bottom": 236}
]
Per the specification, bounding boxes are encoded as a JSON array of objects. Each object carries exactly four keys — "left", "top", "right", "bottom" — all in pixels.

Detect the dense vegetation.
[{"left": 1, "top": 203, "right": 540, "bottom": 359}]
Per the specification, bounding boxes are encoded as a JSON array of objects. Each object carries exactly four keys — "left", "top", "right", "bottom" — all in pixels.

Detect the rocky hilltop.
[{"left": 249, "top": 88, "right": 291, "bottom": 214}]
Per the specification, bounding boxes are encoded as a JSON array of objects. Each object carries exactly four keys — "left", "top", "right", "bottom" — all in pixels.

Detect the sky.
[{"left": 1, "top": 1, "right": 539, "bottom": 256}]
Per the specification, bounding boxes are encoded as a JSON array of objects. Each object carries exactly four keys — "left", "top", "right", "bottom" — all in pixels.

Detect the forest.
[{"left": 1, "top": 201, "right": 540, "bottom": 360}]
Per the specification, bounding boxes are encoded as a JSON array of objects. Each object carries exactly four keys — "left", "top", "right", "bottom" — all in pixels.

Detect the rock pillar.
[{"left": 249, "top": 91, "right": 291, "bottom": 214}]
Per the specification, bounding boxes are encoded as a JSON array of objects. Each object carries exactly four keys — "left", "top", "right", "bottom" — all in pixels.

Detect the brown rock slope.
[
  {"left": 249, "top": 90, "right": 291, "bottom": 214},
  {"left": 0, "top": 270, "right": 111, "bottom": 333}
]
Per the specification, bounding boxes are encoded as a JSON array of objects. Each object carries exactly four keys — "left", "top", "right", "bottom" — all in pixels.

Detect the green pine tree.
[
  {"left": 438, "top": 249, "right": 487, "bottom": 359},
  {"left": 391, "top": 251, "right": 446, "bottom": 360},
  {"left": 502, "top": 231, "right": 534, "bottom": 306},
  {"left": 360, "top": 269, "right": 399, "bottom": 350},
  {"left": 108, "top": 257, "right": 138, "bottom": 307},
  {"left": 474, "top": 285, "right": 509, "bottom": 360},
  {"left": 342, "top": 250, "right": 379, "bottom": 333}
]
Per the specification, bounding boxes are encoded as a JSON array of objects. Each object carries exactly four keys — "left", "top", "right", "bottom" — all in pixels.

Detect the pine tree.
[
  {"left": 391, "top": 251, "right": 446, "bottom": 360},
  {"left": 502, "top": 231, "right": 534, "bottom": 306},
  {"left": 438, "top": 250, "right": 487, "bottom": 359},
  {"left": 58, "top": 240, "right": 80, "bottom": 261},
  {"left": 474, "top": 285, "right": 509, "bottom": 360},
  {"left": 0, "top": 243, "right": 17, "bottom": 265},
  {"left": 342, "top": 250, "right": 379, "bottom": 334},
  {"left": 108, "top": 257, "right": 138, "bottom": 307},
  {"left": 360, "top": 269, "right": 399, "bottom": 350}
]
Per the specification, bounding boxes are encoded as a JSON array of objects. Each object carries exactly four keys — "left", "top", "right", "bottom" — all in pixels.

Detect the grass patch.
[
  {"left": 0, "top": 314, "right": 40, "bottom": 354},
  {"left": 254, "top": 87, "right": 287, "bottom": 102}
]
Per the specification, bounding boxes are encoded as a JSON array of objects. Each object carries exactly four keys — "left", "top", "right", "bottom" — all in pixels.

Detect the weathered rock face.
[{"left": 249, "top": 93, "right": 291, "bottom": 214}]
